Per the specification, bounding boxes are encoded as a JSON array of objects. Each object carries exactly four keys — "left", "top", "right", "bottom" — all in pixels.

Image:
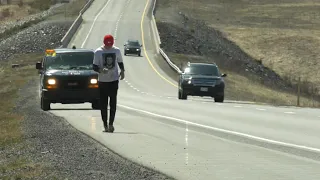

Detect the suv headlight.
[
  {"left": 48, "top": 78, "right": 56, "bottom": 85},
  {"left": 90, "top": 78, "right": 98, "bottom": 84},
  {"left": 183, "top": 78, "right": 192, "bottom": 84}
]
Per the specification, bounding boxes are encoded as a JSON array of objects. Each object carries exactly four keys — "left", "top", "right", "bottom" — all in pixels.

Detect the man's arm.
[
  {"left": 93, "top": 64, "right": 100, "bottom": 73},
  {"left": 93, "top": 50, "right": 101, "bottom": 73},
  {"left": 118, "top": 62, "right": 124, "bottom": 72},
  {"left": 117, "top": 49, "right": 125, "bottom": 72}
]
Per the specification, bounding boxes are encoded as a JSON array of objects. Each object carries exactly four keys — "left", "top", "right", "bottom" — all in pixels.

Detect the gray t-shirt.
[{"left": 93, "top": 46, "right": 123, "bottom": 82}]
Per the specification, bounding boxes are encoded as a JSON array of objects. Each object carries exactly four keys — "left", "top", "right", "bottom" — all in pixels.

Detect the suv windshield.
[
  {"left": 44, "top": 52, "right": 94, "bottom": 70},
  {"left": 127, "top": 41, "right": 140, "bottom": 46},
  {"left": 184, "top": 64, "right": 220, "bottom": 76}
]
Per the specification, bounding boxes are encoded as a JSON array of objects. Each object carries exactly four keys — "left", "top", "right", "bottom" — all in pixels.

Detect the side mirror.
[
  {"left": 221, "top": 73, "right": 227, "bottom": 77},
  {"left": 140, "top": 45, "right": 143, "bottom": 47},
  {"left": 36, "top": 62, "right": 42, "bottom": 70}
]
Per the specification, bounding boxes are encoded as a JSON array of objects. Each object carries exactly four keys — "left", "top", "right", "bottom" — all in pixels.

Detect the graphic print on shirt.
[{"left": 102, "top": 53, "right": 116, "bottom": 70}]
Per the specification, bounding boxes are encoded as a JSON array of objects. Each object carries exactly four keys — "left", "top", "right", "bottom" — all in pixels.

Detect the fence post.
[{"left": 297, "top": 76, "right": 301, "bottom": 107}]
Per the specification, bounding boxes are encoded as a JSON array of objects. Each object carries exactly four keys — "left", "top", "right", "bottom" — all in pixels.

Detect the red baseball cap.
[{"left": 103, "top": 34, "right": 114, "bottom": 46}]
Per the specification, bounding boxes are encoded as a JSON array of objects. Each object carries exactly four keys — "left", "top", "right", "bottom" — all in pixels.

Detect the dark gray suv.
[
  {"left": 124, "top": 40, "right": 142, "bottom": 56},
  {"left": 178, "top": 62, "right": 227, "bottom": 102}
]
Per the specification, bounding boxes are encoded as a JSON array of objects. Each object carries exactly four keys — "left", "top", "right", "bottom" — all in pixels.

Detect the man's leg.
[
  {"left": 108, "top": 80, "right": 119, "bottom": 132},
  {"left": 99, "top": 82, "right": 109, "bottom": 131}
]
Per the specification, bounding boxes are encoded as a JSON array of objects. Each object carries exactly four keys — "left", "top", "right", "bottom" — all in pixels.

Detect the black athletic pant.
[{"left": 99, "top": 80, "right": 119, "bottom": 126}]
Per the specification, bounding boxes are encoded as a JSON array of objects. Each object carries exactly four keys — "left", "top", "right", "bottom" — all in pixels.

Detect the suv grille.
[
  {"left": 193, "top": 78, "right": 216, "bottom": 86},
  {"left": 58, "top": 77, "right": 88, "bottom": 89}
]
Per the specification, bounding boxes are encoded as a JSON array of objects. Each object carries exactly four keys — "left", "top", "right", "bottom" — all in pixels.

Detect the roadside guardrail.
[{"left": 60, "top": 0, "right": 94, "bottom": 48}]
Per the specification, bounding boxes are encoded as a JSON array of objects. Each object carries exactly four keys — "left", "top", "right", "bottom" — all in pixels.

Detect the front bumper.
[
  {"left": 125, "top": 49, "right": 140, "bottom": 54},
  {"left": 42, "top": 88, "right": 99, "bottom": 104},
  {"left": 181, "top": 84, "right": 224, "bottom": 97}
]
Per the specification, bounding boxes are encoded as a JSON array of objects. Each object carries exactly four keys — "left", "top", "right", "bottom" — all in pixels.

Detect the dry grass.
[
  {"left": 0, "top": 53, "right": 41, "bottom": 147},
  {"left": 158, "top": 0, "right": 320, "bottom": 91},
  {"left": 0, "top": 0, "right": 52, "bottom": 23},
  {"left": 0, "top": 0, "right": 87, "bottom": 23},
  {"left": 168, "top": 53, "right": 320, "bottom": 107},
  {"left": 47, "top": 0, "right": 88, "bottom": 20},
  {"left": 0, "top": 53, "right": 43, "bottom": 178},
  {"left": 0, "top": 157, "right": 43, "bottom": 179},
  {"left": 0, "top": 4, "right": 32, "bottom": 22},
  {"left": 0, "top": 0, "right": 87, "bottom": 178}
]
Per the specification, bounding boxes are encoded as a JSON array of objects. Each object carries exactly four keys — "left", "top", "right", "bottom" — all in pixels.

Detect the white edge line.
[
  {"left": 256, "top": 108, "right": 266, "bottom": 111},
  {"left": 81, "top": 0, "right": 111, "bottom": 48},
  {"left": 284, "top": 112, "right": 295, "bottom": 114},
  {"left": 118, "top": 104, "right": 320, "bottom": 153}
]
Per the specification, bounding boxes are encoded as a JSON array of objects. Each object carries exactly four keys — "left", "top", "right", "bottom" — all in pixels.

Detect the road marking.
[
  {"left": 118, "top": 104, "right": 320, "bottom": 153},
  {"left": 140, "top": 0, "right": 178, "bottom": 88},
  {"left": 234, "top": 105, "right": 242, "bottom": 108},
  {"left": 256, "top": 108, "right": 266, "bottom": 111},
  {"left": 284, "top": 111, "right": 295, "bottom": 114},
  {"left": 114, "top": 13, "right": 124, "bottom": 39},
  {"left": 81, "top": 0, "right": 112, "bottom": 48}
]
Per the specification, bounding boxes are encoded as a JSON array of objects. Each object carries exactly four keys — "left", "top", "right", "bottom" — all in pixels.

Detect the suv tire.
[
  {"left": 41, "top": 97, "right": 50, "bottom": 111},
  {"left": 214, "top": 96, "right": 224, "bottom": 103},
  {"left": 92, "top": 100, "right": 100, "bottom": 110},
  {"left": 178, "top": 89, "right": 187, "bottom": 100}
]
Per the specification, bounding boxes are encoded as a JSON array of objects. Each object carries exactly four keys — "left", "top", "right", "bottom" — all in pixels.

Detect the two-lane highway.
[{"left": 48, "top": 0, "right": 320, "bottom": 179}]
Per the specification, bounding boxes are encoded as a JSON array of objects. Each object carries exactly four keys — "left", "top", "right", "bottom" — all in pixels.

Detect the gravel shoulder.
[{"left": 0, "top": 20, "right": 73, "bottom": 62}]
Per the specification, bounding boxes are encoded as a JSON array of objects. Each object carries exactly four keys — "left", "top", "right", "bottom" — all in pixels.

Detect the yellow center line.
[{"left": 140, "top": 0, "right": 178, "bottom": 88}]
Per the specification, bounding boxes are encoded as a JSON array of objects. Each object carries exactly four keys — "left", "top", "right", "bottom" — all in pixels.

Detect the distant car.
[
  {"left": 178, "top": 62, "right": 227, "bottom": 102},
  {"left": 124, "top": 40, "right": 142, "bottom": 56},
  {"left": 35, "top": 47, "right": 100, "bottom": 111}
]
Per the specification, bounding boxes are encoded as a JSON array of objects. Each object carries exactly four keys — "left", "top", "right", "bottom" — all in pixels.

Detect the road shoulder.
[{"left": 9, "top": 78, "right": 172, "bottom": 179}]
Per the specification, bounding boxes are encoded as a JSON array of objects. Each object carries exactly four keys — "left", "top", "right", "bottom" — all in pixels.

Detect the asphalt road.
[{"left": 49, "top": 0, "right": 320, "bottom": 179}]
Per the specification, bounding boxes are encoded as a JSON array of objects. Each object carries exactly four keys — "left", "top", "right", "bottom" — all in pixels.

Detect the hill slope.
[{"left": 154, "top": 0, "right": 320, "bottom": 107}]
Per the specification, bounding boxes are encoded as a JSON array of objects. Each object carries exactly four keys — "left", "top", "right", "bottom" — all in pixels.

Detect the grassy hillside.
[
  {"left": 0, "top": 0, "right": 53, "bottom": 22},
  {"left": 155, "top": 0, "right": 320, "bottom": 107}
]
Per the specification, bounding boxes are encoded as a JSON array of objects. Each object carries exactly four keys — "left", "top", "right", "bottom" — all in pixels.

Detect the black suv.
[
  {"left": 124, "top": 39, "right": 142, "bottom": 56},
  {"left": 36, "top": 48, "right": 100, "bottom": 111},
  {"left": 178, "top": 62, "right": 227, "bottom": 102}
]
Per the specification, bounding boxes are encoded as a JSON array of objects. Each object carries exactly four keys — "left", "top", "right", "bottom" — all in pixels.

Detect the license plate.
[
  {"left": 200, "top": 87, "right": 208, "bottom": 92},
  {"left": 68, "top": 82, "right": 78, "bottom": 86}
]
